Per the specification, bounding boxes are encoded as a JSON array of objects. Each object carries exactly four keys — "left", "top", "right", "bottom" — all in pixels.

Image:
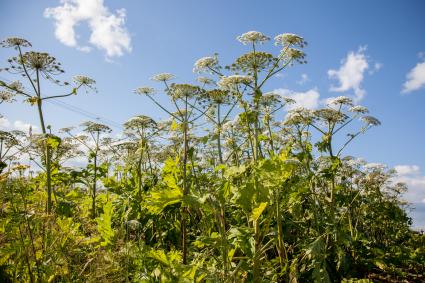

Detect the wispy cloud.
[
  {"left": 328, "top": 46, "right": 375, "bottom": 103},
  {"left": 273, "top": 88, "right": 320, "bottom": 110},
  {"left": 394, "top": 164, "right": 425, "bottom": 204},
  {"left": 0, "top": 117, "right": 39, "bottom": 134},
  {"left": 44, "top": 0, "right": 132, "bottom": 59},
  {"left": 402, "top": 54, "right": 425, "bottom": 94},
  {"left": 296, "top": 73, "right": 310, "bottom": 85}
]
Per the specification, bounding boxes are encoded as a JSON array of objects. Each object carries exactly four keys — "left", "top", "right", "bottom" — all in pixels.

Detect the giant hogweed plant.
[
  {"left": 0, "top": 32, "right": 423, "bottom": 282},
  {"left": 0, "top": 37, "right": 95, "bottom": 213},
  {"left": 127, "top": 31, "right": 412, "bottom": 282}
]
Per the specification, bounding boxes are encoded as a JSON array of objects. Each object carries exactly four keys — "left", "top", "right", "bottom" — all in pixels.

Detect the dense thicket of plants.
[{"left": 0, "top": 32, "right": 424, "bottom": 282}]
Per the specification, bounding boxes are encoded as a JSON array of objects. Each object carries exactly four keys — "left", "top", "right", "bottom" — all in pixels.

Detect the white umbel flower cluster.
[
  {"left": 193, "top": 56, "right": 218, "bottom": 73},
  {"left": 73, "top": 75, "right": 96, "bottom": 86},
  {"left": 217, "top": 75, "right": 253, "bottom": 90},
  {"left": 349, "top": 105, "right": 369, "bottom": 114},
  {"left": 274, "top": 33, "right": 306, "bottom": 48},
  {"left": 0, "top": 37, "right": 32, "bottom": 48},
  {"left": 237, "top": 31, "right": 270, "bottom": 45},
  {"left": 134, "top": 87, "right": 155, "bottom": 95},
  {"left": 197, "top": 77, "right": 215, "bottom": 85},
  {"left": 327, "top": 96, "right": 354, "bottom": 106},
  {"left": 284, "top": 107, "right": 314, "bottom": 125},
  {"left": 361, "top": 116, "right": 381, "bottom": 126},
  {"left": 151, "top": 73, "right": 175, "bottom": 82}
]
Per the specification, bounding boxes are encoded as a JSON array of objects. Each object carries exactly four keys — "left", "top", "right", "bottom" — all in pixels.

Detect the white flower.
[
  {"left": 134, "top": 87, "right": 155, "bottom": 95},
  {"left": 361, "top": 116, "right": 381, "bottom": 126},
  {"left": 151, "top": 73, "right": 175, "bottom": 82},
  {"left": 345, "top": 157, "right": 366, "bottom": 168},
  {"left": 73, "top": 75, "right": 95, "bottom": 86},
  {"left": 281, "top": 48, "right": 306, "bottom": 63},
  {"left": 217, "top": 75, "right": 253, "bottom": 90},
  {"left": 274, "top": 33, "right": 306, "bottom": 47},
  {"left": 264, "top": 92, "right": 296, "bottom": 105},
  {"left": 261, "top": 92, "right": 281, "bottom": 105},
  {"left": 193, "top": 56, "right": 218, "bottom": 73},
  {"left": 349, "top": 105, "right": 369, "bottom": 114},
  {"left": 284, "top": 107, "right": 314, "bottom": 125},
  {"left": 327, "top": 96, "right": 353, "bottom": 106},
  {"left": 237, "top": 31, "right": 270, "bottom": 45},
  {"left": 0, "top": 37, "right": 32, "bottom": 48},
  {"left": 364, "top": 162, "right": 386, "bottom": 171},
  {"left": 0, "top": 90, "right": 15, "bottom": 102},
  {"left": 197, "top": 77, "right": 215, "bottom": 85},
  {"left": 124, "top": 115, "right": 156, "bottom": 128},
  {"left": 169, "top": 84, "right": 200, "bottom": 99},
  {"left": 221, "top": 120, "right": 234, "bottom": 132},
  {"left": 8, "top": 81, "right": 24, "bottom": 92}
]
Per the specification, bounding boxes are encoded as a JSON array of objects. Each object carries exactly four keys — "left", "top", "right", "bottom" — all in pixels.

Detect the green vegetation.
[{"left": 0, "top": 32, "right": 424, "bottom": 282}]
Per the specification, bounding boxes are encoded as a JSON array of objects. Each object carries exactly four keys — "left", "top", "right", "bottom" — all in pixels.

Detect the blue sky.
[{"left": 1, "top": 0, "right": 424, "bottom": 228}]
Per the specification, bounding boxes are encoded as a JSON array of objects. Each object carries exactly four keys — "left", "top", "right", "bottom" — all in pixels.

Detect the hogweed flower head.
[
  {"left": 193, "top": 56, "right": 218, "bottom": 73},
  {"left": 151, "top": 73, "right": 175, "bottom": 82},
  {"left": 81, "top": 121, "right": 112, "bottom": 134},
  {"left": 0, "top": 90, "right": 16, "bottom": 103},
  {"left": 0, "top": 130, "right": 19, "bottom": 146},
  {"left": 168, "top": 83, "right": 200, "bottom": 99},
  {"left": 314, "top": 108, "right": 348, "bottom": 124},
  {"left": 197, "top": 76, "right": 215, "bottom": 85},
  {"left": 15, "top": 52, "right": 64, "bottom": 74},
  {"left": 327, "top": 96, "right": 354, "bottom": 107},
  {"left": 0, "top": 37, "right": 32, "bottom": 49},
  {"left": 231, "top": 51, "right": 275, "bottom": 73},
  {"left": 217, "top": 75, "right": 253, "bottom": 91},
  {"left": 58, "top": 126, "right": 75, "bottom": 133},
  {"left": 221, "top": 120, "right": 235, "bottom": 132},
  {"left": 284, "top": 107, "right": 314, "bottom": 126},
  {"left": 204, "top": 89, "right": 231, "bottom": 104},
  {"left": 260, "top": 92, "right": 281, "bottom": 107},
  {"left": 134, "top": 87, "right": 155, "bottom": 95},
  {"left": 124, "top": 115, "right": 157, "bottom": 130},
  {"left": 349, "top": 105, "right": 369, "bottom": 114},
  {"left": 274, "top": 33, "right": 306, "bottom": 48},
  {"left": 73, "top": 75, "right": 95, "bottom": 86},
  {"left": 72, "top": 75, "right": 96, "bottom": 93},
  {"left": 7, "top": 81, "right": 24, "bottom": 92},
  {"left": 361, "top": 116, "right": 381, "bottom": 126},
  {"left": 237, "top": 31, "right": 270, "bottom": 45},
  {"left": 364, "top": 162, "right": 386, "bottom": 171},
  {"left": 283, "top": 48, "right": 307, "bottom": 64}
]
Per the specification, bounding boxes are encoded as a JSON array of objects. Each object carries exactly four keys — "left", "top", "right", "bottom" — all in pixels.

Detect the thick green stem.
[
  {"left": 92, "top": 152, "right": 97, "bottom": 218},
  {"left": 35, "top": 69, "right": 53, "bottom": 213},
  {"left": 217, "top": 103, "right": 223, "bottom": 164},
  {"left": 182, "top": 95, "right": 189, "bottom": 264}
]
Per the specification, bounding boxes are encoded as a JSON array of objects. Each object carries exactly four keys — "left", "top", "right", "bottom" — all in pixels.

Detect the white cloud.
[
  {"left": 273, "top": 88, "right": 320, "bottom": 110},
  {"left": 328, "top": 46, "right": 370, "bottom": 103},
  {"left": 0, "top": 117, "right": 39, "bottom": 134},
  {"left": 393, "top": 164, "right": 425, "bottom": 229},
  {"left": 297, "top": 73, "right": 310, "bottom": 85},
  {"left": 44, "top": 0, "right": 132, "bottom": 59},
  {"left": 369, "top": 62, "right": 383, "bottom": 75},
  {"left": 13, "top": 120, "right": 39, "bottom": 134},
  {"left": 402, "top": 61, "right": 425, "bottom": 94},
  {"left": 395, "top": 165, "right": 421, "bottom": 176},
  {"left": 0, "top": 117, "right": 11, "bottom": 129},
  {"left": 394, "top": 164, "right": 425, "bottom": 204}
]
